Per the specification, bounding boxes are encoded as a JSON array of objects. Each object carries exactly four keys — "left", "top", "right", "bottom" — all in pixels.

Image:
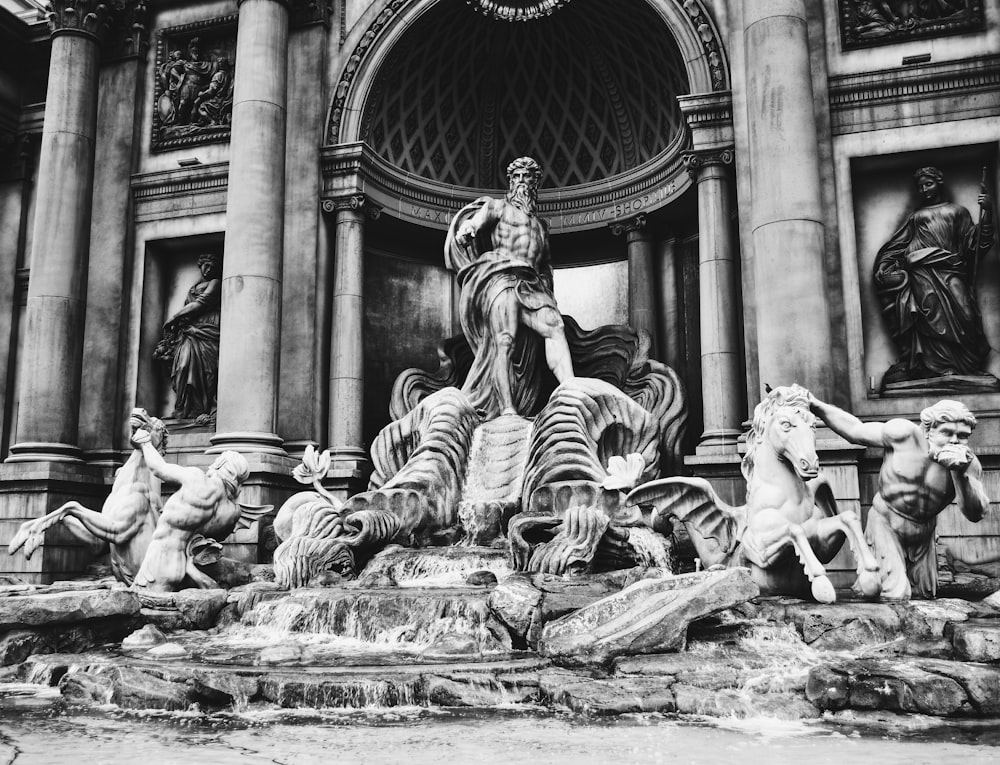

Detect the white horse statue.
[{"left": 626, "top": 385, "right": 880, "bottom": 603}]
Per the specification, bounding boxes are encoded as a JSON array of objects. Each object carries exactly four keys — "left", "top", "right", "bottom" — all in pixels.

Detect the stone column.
[
  {"left": 325, "top": 194, "right": 376, "bottom": 473},
  {"left": 683, "top": 148, "right": 742, "bottom": 453},
  {"left": 743, "top": 0, "right": 833, "bottom": 396},
  {"left": 7, "top": 1, "right": 114, "bottom": 463},
  {"left": 612, "top": 215, "right": 659, "bottom": 356},
  {"left": 656, "top": 237, "right": 683, "bottom": 373},
  {"left": 210, "top": 0, "right": 290, "bottom": 455}
]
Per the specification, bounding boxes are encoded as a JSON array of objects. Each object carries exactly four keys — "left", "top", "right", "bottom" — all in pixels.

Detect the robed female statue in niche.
[
  {"left": 873, "top": 167, "right": 996, "bottom": 393},
  {"left": 155, "top": 253, "right": 222, "bottom": 422}
]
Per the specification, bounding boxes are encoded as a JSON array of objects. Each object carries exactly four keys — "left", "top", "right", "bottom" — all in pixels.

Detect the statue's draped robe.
[
  {"left": 172, "top": 279, "right": 220, "bottom": 418},
  {"left": 444, "top": 198, "right": 558, "bottom": 419},
  {"left": 873, "top": 202, "right": 991, "bottom": 377}
]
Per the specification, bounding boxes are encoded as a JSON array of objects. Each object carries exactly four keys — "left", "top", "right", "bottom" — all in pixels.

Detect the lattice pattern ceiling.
[{"left": 361, "top": 0, "right": 690, "bottom": 189}]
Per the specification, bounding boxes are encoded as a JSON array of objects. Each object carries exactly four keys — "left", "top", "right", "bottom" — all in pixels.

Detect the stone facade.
[{"left": 0, "top": 0, "right": 997, "bottom": 583}]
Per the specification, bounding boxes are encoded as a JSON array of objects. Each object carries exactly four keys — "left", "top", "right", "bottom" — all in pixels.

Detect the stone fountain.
[{"left": 3, "top": 158, "right": 1000, "bottom": 730}]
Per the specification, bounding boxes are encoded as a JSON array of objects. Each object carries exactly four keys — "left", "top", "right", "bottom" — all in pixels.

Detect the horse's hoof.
[
  {"left": 811, "top": 575, "right": 836, "bottom": 604},
  {"left": 855, "top": 570, "right": 881, "bottom": 599}
]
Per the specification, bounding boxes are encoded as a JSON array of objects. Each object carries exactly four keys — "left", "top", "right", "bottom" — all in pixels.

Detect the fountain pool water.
[{"left": 1, "top": 696, "right": 998, "bottom": 764}]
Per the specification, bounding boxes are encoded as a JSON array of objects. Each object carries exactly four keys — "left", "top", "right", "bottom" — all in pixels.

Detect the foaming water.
[
  {"left": 1, "top": 704, "right": 997, "bottom": 765},
  {"left": 627, "top": 527, "right": 671, "bottom": 568},
  {"left": 359, "top": 548, "right": 512, "bottom": 586}
]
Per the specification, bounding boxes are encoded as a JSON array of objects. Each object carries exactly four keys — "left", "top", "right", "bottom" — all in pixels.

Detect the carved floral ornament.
[{"left": 465, "top": 0, "right": 572, "bottom": 21}]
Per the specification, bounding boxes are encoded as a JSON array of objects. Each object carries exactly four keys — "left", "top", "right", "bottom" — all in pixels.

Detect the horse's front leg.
[
  {"left": 804, "top": 512, "right": 880, "bottom": 599},
  {"left": 745, "top": 508, "right": 836, "bottom": 603},
  {"left": 8, "top": 502, "right": 105, "bottom": 559}
]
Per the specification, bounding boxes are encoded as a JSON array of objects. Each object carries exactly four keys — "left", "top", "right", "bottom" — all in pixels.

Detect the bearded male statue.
[{"left": 445, "top": 156, "right": 575, "bottom": 418}]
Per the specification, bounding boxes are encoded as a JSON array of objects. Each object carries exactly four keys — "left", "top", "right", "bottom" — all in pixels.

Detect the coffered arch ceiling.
[{"left": 359, "top": 0, "right": 691, "bottom": 190}]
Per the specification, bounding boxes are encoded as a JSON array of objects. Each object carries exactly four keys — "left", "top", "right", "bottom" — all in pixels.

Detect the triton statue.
[{"left": 808, "top": 393, "right": 990, "bottom": 599}]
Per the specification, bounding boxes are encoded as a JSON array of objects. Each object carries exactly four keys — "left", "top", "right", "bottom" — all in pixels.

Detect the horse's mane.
[{"left": 741, "top": 384, "right": 814, "bottom": 483}]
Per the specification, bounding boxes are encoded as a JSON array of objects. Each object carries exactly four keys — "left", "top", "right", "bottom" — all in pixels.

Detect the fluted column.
[
  {"left": 210, "top": 0, "right": 290, "bottom": 455},
  {"left": 743, "top": 0, "right": 833, "bottom": 396},
  {"left": 612, "top": 215, "right": 659, "bottom": 356},
  {"left": 683, "top": 148, "right": 742, "bottom": 453},
  {"left": 325, "top": 194, "right": 376, "bottom": 471},
  {"left": 8, "top": 1, "right": 113, "bottom": 462}
]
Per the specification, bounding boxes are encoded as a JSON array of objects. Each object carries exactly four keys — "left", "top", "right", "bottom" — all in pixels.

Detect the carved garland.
[
  {"left": 329, "top": 0, "right": 728, "bottom": 145},
  {"left": 464, "top": 0, "right": 572, "bottom": 22}
]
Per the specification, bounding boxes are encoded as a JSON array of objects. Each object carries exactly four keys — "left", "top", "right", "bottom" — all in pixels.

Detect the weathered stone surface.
[
  {"left": 425, "top": 673, "right": 537, "bottom": 706},
  {"left": 109, "top": 667, "right": 193, "bottom": 711},
  {"left": 0, "top": 630, "right": 44, "bottom": 666},
  {"left": 538, "top": 668, "right": 675, "bottom": 715},
  {"left": 539, "top": 569, "right": 758, "bottom": 665},
  {"left": 421, "top": 633, "right": 481, "bottom": 657},
  {"left": 488, "top": 576, "right": 542, "bottom": 643},
  {"left": 982, "top": 589, "right": 1000, "bottom": 610},
  {"left": 898, "top": 599, "right": 980, "bottom": 638},
  {"left": 950, "top": 619, "right": 1000, "bottom": 663},
  {"left": 759, "top": 600, "right": 902, "bottom": 649},
  {"left": 257, "top": 643, "right": 315, "bottom": 666},
  {"left": 804, "top": 658, "right": 1000, "bottom": 717},
  {"left": 0, "top": 588, "right": 141, "bottom": 630},
  {"left": 137, "top": 589, "right": 228, "bottom": 630},
  {"left": 58, "top": 671, "right": 114, "bottom": 704},
  {"left": 121, "top": 624, "right": 166, "bottom": 651},
  {"left": 147, "top": 642, "right": 190, "bottom": 660},
  {"left": 191, "top": 670, "right": 260, "bottom": 706}
]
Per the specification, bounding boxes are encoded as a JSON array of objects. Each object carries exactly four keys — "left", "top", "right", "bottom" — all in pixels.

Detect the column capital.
[
  {"left": 289, "top": 0, "right": 332, "bottom": 27},
  {"left": 45, "top": 0, "right": 116, "bottom": 43},
  {"left": 681, "top": 147, "right": 734, "bottom": 180},
  {"left": 104, "top": 0, "right": 149, "bottom": 61},
  {"left": 609, "top": 213, "right": 647, "bottom": 239},
  {"left": 237, "top": 0, "right": 292, "bottom": 6},
  {"left": 322, "top": 194, "right": 381, "bottom": 219}
]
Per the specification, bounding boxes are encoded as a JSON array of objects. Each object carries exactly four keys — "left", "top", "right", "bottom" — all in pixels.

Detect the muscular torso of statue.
[
  {"left": 877, "top": 430, "right": 956, "bottom": 530},
  {"left": 489, "top": 200, "right": 548, "bottom": 270}
]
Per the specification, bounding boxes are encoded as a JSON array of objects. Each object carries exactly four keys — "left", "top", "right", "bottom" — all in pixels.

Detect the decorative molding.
[
  {"left": 289, "top": 0, "right": 332, "bottom": 28},
  {"left": 680, "top": 147, "right": 733, "bottom": 179},
  {"left": 104, "top": 0, "right": 149, "bottom": 61},
  {"left": 679, "top": 0, "right": 727, "bottom": 91},
  {"left": 151, "top": 15, "right": 238, "bottom": 153},
  {"left": 837, "top": 0, "right": 986, "bottom": 51},
  {"left": 677, "top": 90, "right": 734, "bottom": 151},
  {"left": 321, "top": 132, "right": 691, "bottom": 233},
  {"left": 828, "top": 55, "right": 1000, "bottom": 134},
  {"left": 45, "top": 0, "right": 115, "bottom": 42},
  {"left": 464, "top": 0, "right": 572, "bottom": 22},
  {"left": 131, "top": 161, "right": 229, "bottom": 213}
]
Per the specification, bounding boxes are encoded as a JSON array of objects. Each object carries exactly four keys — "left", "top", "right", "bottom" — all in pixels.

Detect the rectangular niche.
[
  {"left": 837, "top": 0, "right": 986, "bottom": 50},
  {"left": 850, "top": 143, "right": 999, "bottom": 397},
  {"left": 137, "top": 235, "right": 224, "bottom": 424},
  {"left": 151, "top": 15, "right": 237, "bottom": 153}
]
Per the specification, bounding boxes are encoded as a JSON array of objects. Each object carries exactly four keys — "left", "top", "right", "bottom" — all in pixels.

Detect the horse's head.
[
  {"left": 129, "top": 407, "right": 168, "bottom": 455},
  {"left": 743, "top": 385, "right": 819, "bottom": 481}
]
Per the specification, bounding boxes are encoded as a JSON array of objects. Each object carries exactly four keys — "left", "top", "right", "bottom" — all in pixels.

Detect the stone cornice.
[
  {"left": 320, "top": 132, "right": 691, "bottom": 233},
  {"left": 45, "top": 0, "right": 115, "bottom": 42},
  {"left": 677, "top": 91, "right": 733, "bottom": 151},
  {"left": 130, "top": 161, "right": 229, "bottom": 202},
  {"left": 829, "top": 55, "right": 1000, "bottom": 133}
]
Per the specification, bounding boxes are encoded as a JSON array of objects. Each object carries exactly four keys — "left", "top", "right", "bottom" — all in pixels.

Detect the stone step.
[{"left": 949, "top": 618, "right": 1000, "bottom": 663}]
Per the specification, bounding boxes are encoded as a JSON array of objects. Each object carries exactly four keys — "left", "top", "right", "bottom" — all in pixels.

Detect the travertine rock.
[
  {"left": 538, "top": 569, "right": 758, "bottom": 665},
  {"left": 121, "top": 624, "right": 166, "bottom": 650},
  {"left": 0, "top": 588, "right": 140, "bottom": 630},
  {"left": 137, "top": 588, "right": 227, "bottom": 630},
  {"left": 488, "top": 576, "right": 542, "bottom": 642},
  {"left": 950, "top": 619, "right": 1000, "bottom": 663}
]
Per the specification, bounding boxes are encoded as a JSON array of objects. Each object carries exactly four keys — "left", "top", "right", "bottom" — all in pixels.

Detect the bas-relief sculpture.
[
  {"left": 627, "top": 385, "right": 881, "bottom": 604},
  {"left": 154, "top": 253, "right": 221, "bottom": 422},
  {"left": 274, "top": 158, "right": 687, "bottom": 586},
  {"left": 809, "top": 394, "right": 990, "bottom": 600},
  {"left": 874, "top": 167, "right": 996, "bottom": 394},
  {"left": 153, "top": 20, "right": 236, "bottom": 151},
  {"left": 838, "top": 0, "right": 986, "bottom": 50}
]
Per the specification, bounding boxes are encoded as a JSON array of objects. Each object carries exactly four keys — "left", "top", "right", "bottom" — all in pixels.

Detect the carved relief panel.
[
  {"left": 151, "top": 16, "right": 237, "bottom": 152},
  {"left": 837, "top": 0, "right": 986, "bottom": 50}
]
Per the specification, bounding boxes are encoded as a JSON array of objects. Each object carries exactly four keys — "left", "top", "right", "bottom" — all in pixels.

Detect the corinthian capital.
[{"left": 45, "top": 0, "right": 116, "bottom": 42}]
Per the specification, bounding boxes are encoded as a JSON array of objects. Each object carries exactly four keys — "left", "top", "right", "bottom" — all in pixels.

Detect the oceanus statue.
[{"left": 626, "top": 385, "right": 880, "bottom": 603}]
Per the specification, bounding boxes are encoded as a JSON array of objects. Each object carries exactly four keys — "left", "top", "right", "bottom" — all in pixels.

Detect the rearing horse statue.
[{"left": 626, "top": 385, "right": 880, "bottom": 603}]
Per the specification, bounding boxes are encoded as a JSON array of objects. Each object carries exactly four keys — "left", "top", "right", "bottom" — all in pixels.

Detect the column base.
[
  {"left": 207, "top": 431, "right": 286, "bottom": 456},
  {"left": 695, "top": 428, "right": 742, "bottom": 456},
  {"left": 6, "top": 442, "right": 84, "bottom": 463}
]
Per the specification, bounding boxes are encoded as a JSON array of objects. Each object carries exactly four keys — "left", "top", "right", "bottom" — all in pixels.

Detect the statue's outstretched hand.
[
  {"left": 130, "top": 428, "right": 152, "bottom": 448},
  {"left": 456, "top": 222, "right": 476, "bottom": 247}
]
